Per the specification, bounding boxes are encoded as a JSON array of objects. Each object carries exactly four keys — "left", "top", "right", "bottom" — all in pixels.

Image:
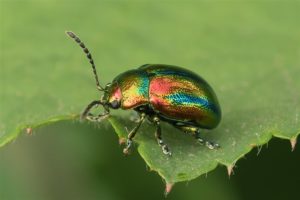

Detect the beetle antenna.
[{"left": 66, "top": 31, "right": 104, "bottom": 91}]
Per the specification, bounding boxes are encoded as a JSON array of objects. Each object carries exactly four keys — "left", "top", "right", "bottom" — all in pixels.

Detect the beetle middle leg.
[
  {"left": 175, "top": 124, "right": 220, "bottom": 150},
  {"left": 153, "top": 116, "right": 172, "bottom": 156},
  {"left": 123, "top": 113, "right": 146, "bottom": 155}
]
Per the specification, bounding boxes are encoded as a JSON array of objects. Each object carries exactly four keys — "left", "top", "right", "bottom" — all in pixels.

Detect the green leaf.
[{"left": 1, "top": 0, "right": 299, "bottom": 187}]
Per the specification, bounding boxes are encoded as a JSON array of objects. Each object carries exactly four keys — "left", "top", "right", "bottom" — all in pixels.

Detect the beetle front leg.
[
  {"left": 81, "top": 100, "right": 110, "bottom": 122},
  {"left": 123, "top": 113, "right": 146, "bottom": 155},
  {"left": 86, "top": 112, "right": 110, "bottom": 122},
  {"left": 153, "top": 117, "right": 172, "bottom": 156}
]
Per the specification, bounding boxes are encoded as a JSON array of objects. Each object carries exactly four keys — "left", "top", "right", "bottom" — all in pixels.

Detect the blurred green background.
[{"left": 1, "top": 1, "right": 299, "bottom": 200}]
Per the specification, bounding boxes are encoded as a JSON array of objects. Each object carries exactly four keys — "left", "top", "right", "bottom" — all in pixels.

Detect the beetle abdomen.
[{"left": 141, "top": 65, "right": 221, "bottom": 129}]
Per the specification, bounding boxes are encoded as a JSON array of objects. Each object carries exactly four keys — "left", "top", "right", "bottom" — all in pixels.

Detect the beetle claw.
[
  {"left": 162, "top": 144, "right": 172, "bottom": 156},
  {"left": 213, "top": 143, "right": 220, "bottom": 149},
  {"left": 205, "top": 141, "right": 220, "bottom": 149},
  {"left": 123, "top": 148, "right": 131, "bottom": 155},
  {"left": 197, "top": 138, "right": 205, "bottom": 145},
  {"left": 123, "top": 139, "right": 133, "bottom": 155},
  {"left": 195, "top": 134, "right": 220, "bottom": 150}
]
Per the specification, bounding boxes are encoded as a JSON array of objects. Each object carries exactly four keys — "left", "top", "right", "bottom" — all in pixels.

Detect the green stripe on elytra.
[{"left": 166, "top": 93, "right": 219, "bottom": 114}]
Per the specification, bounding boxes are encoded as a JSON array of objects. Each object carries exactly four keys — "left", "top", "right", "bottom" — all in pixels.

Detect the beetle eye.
[{"left": 110, "top": 100, "right": 120, "bottom": 109}]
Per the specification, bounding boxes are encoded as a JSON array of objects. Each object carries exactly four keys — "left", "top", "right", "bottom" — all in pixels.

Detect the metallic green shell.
[{"left": 140, "top": 64, "right": 221, "bottom": 129}]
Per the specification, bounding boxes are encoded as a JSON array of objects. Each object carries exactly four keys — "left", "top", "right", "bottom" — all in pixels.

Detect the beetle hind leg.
[
  {"left": 175, "top": 124, "right": 220, "bottom": 149},
  {"left": 194, "top": 129, "right": 220, "bottom": 149},
  {"left": 153, "top": 117, "right": 172, "bottom": 156}
]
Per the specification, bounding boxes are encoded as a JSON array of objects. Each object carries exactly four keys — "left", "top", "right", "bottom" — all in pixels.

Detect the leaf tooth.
[
  {"left": 250, "top": 143, "right": 256, "bottom": 147},
  {"left": 290, "top": 136, "right": 298, "bottom": 152},
  {"left": 164, "top": 182, "right": 174, "bottom": 196},
  {"left": 25, "top": 127, "right": 33, "bottom": 135},
  {"left": 256, "top": 145, "right": 263, "bottom": 156},
  {"left": 118, "top": 137, "right": 126, "bottom": 145},
  {"left": 145, "top": 164, "right": 152, "bottom": 172},
  {"left": 227, "top": 163, "right": 235, "bottom": 177}
]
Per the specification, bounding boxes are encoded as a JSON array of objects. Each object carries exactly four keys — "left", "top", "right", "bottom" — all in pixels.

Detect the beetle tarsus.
[
  {"left": 154, "top": 116, "right": 172, "bottom": 156},
  {"left": 195, "top": 130, "right": 220, "bottom": 150},
  {"left": 86, "top": 113, "right": 109, "bottom": 122},
  {"left": 123, "top": 139, "right": 133, "bottom": 155},
  {"left": 162, "top": 144, "right": 172, "bottom": 156}
]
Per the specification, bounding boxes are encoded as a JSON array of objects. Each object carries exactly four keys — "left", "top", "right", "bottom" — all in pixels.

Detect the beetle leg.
[
  {"left": 123, "top": 113, "right": 146, "bottom": 155},
  {"left": 153, "top": 117, "right": 172, "bottom": 156},
  {"left": 174, "top": 124, "right": 220, "bottom": 149},
  {"left": 194, "top": 129, "right": 220, "bottom": 149},
  {"left": 81, "top": 100, "right": 101, "bottom": 120},
  {"left": 86, "top": 112, "right": 109, "bottom": 122},
  {"left": 81, "top": 100, "right": 110, "bottom": 122}
]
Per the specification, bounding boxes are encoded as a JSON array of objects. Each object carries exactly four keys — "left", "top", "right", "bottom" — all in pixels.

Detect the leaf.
[{"left": 1, "top": 0, "right": 299, "bottom": 186}]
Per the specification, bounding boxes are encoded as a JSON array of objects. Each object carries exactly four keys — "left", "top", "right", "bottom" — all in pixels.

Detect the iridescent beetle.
[{"left": 66, "top": 31, "right": 221, "bottom": 156}]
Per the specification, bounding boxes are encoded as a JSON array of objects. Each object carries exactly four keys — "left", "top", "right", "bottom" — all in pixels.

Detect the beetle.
[{"left": 66, "top": 31, "right": 221, "bottom": 156}]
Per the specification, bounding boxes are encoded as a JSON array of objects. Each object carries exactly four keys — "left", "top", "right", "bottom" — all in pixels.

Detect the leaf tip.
[
  {"left": 164, "top": 182, "right": 174, "bottom": 196},
  {"left": 290, "top": 137, "right": 297, "bottom": 152}
]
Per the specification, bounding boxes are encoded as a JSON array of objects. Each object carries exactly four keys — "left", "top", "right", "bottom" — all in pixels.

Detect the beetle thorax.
[
  {"left": 109, "top": 86, "right": 122, "bottom": 103},
  {"left": 105, "top": 82, "right": 122, "bottom": 109}
]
